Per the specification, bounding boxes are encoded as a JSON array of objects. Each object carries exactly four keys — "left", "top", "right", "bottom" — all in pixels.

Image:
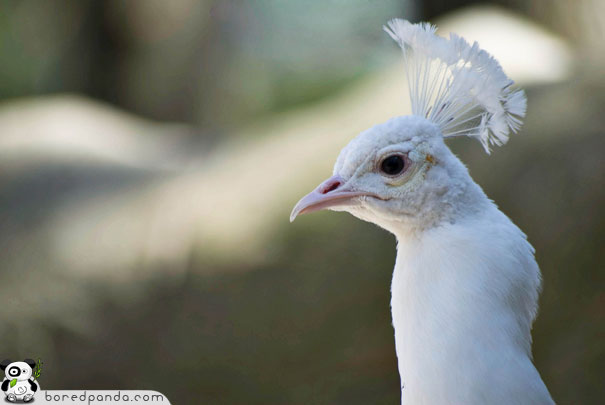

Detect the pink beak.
[{"left": 290, "top": 175, "right": 369, "bottom": 222}]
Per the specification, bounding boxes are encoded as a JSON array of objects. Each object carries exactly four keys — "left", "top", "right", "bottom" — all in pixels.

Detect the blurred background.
[{"left": 0, "top": 0, "right": 603, "bottom": 403}]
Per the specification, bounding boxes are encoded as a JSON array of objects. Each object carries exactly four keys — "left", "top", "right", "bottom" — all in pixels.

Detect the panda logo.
[{"left": 0, "top": 359, "right": 39, "bottom": 402}]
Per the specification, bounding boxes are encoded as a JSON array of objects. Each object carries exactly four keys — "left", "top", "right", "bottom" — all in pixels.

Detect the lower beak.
[{"left": 290, "top": 175, "right": 368, "bottom": 222}]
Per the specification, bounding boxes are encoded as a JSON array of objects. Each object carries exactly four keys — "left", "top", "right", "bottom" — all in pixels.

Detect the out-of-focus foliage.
[
  {"left": 0, "top": 1, "right": 603, "bottom": 404},
  {"left": 0, "top": 0, "right": 405, "bottom": 130}
]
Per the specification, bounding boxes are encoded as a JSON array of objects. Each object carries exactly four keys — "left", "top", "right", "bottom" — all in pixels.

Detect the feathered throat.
[{"left": 384, "top": 19, "right": 527, "bottom": 153}]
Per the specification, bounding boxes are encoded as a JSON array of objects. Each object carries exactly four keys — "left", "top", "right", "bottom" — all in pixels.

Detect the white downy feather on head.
[{"left": 383, "top": 19, "right": 527, "bottom": 153}]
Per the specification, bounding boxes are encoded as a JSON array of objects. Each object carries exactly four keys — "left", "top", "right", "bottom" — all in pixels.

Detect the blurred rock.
[{"left": 438, "top": 6, "right": 572, "bottom": 84}]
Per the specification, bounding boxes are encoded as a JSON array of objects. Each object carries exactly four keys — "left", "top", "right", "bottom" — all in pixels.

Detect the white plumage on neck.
[{"left": 391, "top": 203, "right": 552, "bottom": 404}]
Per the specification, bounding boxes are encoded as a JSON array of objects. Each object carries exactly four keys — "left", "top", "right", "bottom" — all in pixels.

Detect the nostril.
[{"left": 320, "top": 180, "right": 341, "bottom": 194}]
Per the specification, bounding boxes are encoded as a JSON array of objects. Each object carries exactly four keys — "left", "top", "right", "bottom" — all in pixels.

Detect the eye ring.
[{"left": 378, "top": 154, "right": 407, "bottom": 176}]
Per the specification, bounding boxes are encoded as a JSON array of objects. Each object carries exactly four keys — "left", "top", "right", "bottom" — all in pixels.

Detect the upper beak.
[{"left": 290, "top": 175, "right": 368, "bottom": 222}]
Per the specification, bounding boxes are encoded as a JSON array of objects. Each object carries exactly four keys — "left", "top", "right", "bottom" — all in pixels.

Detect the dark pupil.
[{"left": 381, "top": 155, "right": 405, "bottom": 175}]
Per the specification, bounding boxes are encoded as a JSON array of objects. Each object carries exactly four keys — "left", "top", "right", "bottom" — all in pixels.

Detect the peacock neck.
[{"left": 388, "top": 208, "right": 550, "bottom": 404}]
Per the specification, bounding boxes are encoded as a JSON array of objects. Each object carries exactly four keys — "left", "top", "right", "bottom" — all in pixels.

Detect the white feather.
[
  {"left": 391, "top": 202, "right": 553, "bottom": 404},
  {"left": 384, "top": 19, "right": 527, "bottom": 153}
]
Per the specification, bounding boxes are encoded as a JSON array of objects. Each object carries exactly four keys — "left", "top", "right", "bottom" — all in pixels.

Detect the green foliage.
[
  {"left": 9, "top": 379, "right": 16, "bottom": 388},
  {"left": 33, "top": 359, "right": 42, "bottom": 380}
]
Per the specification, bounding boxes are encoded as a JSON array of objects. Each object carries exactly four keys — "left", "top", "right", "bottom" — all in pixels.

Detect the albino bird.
[{"left": 290, "top": 20, "right": 554, "bottom": 404}]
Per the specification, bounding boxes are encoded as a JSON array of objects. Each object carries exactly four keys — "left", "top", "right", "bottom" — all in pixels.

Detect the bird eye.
[{"left": 380, "top": 155, "right": 406, "bottom": 176}]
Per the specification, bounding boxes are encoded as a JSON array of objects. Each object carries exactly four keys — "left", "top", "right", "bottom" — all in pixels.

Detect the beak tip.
[{"left": 289, "top": 208, "right": 300, "bottom": 223}]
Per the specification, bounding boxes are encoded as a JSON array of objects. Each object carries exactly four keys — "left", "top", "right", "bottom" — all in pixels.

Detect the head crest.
[{"left": 384, "top": 19, "right": 526, "bottom": 153}]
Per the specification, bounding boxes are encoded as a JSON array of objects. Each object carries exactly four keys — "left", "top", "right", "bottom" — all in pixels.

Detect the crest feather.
[{"left": 384, "top": 19, "right": 526, "bottom": 153}]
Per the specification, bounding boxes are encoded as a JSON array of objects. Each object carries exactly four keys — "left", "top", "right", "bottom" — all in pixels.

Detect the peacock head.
[
  {"left": 290, "top": 19, "right": 526, "bottom": 233},
  {"left": 290, "top": 115, "right": 479, "bottom": 232}
]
